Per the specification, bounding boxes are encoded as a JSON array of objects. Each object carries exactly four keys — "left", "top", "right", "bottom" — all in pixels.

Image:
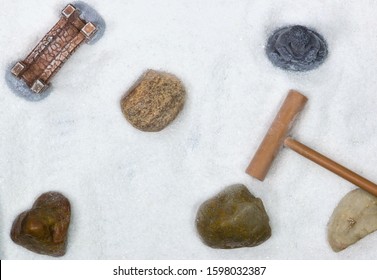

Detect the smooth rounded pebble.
[
  {"left": 266, "top": 25, "right": 328, "bottom": 71},
  {"left": 11, "top": 192, "right": 71, "bottom": 257},
  {"left": 196, "top": 184, "right": 271, "bottom": 249},
  {"left": 327, "top": 189, "right": 377, "bottom": 252},
  {"left": 121, "top": 70, "right": 186, "bottom": 132}
]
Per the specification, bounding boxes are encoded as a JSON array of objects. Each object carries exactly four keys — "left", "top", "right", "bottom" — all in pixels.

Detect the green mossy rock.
[
  {"left": 10, "top": 192, "right": 71, "bottom": 257},
  {"left": 196, "top": 184, "right": 271, "bottom": 249}
]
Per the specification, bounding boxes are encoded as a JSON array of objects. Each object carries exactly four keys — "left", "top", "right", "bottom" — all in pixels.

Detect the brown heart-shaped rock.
[{"left": 10, "top": 192, "right": 71, "bottom": 257}]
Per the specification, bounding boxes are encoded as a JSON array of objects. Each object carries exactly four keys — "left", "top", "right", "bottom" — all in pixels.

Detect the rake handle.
[{"left": 284, "top": 137, "right": 377, "bottom": 197}]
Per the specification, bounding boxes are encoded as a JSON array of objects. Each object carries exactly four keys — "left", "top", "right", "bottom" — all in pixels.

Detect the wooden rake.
[{"left": 246, "top": 90, "right": 377, "bottom": 196}]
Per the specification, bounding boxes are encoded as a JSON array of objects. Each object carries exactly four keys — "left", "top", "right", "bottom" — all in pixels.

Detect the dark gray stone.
[{"left": 266, "top": 25, "right": 328, "bottom": 71}]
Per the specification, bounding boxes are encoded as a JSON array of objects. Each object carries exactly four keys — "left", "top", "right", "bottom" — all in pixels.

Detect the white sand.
[{"left": 1, "top": 0, "right": 377, "bottom": 259}]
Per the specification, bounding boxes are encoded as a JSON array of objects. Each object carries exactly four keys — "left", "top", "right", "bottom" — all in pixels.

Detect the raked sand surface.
[{"left": 1, "top": 0, "right": 377, "bottom": 259}]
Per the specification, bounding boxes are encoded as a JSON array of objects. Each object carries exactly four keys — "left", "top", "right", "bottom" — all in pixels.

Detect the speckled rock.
[
  {"left": 121, "top": 70, "right": 186, "bottom": 132},
  {"left": 10, "top": 192, "right": 71, "bottom": 257},
  {"left": 196, "top": 184, "right": 271, "bottom": 249},
  {"left": 327, "top": 189, "right": 377, "bottom": 252}
]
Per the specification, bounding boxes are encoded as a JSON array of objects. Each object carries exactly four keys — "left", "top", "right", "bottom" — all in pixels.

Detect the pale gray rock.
[{"left": 328, "top": 189, "right": 377, "bottom": 252}]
